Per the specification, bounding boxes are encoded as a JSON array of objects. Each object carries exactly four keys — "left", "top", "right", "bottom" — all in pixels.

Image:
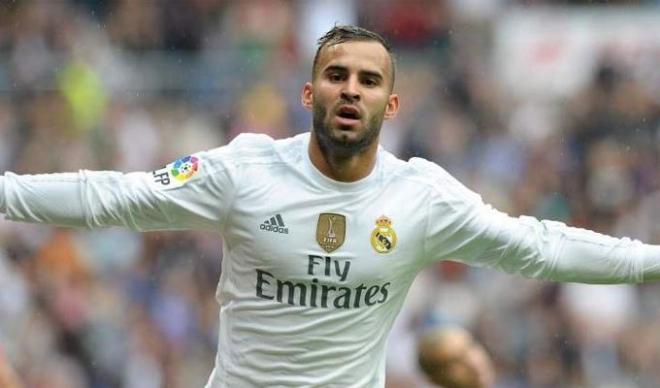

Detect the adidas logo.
[{"left": 260, "top": 214, "right": 289, "bottom": 234}]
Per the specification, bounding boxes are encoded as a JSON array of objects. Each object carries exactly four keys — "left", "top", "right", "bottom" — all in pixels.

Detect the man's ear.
[
  {"left": 301, "top": 82, "right": 313, "bottom": 110},
  {"left": 384, "top": 94, "right": 399, "bottom": 120}
]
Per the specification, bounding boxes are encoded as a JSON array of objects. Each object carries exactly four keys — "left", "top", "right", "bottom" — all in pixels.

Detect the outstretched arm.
[
  {"left": 0, "top": 149, "right": 238, "bottom": 232},
  {"left": 421, "top": 161, "right": 660, "bottom": 284},
  {"left": 442, "top": 205, "right": 660, "bottom": 283},
  {"left": 0, "top": 176, "right": 5, "bottom": 213}
]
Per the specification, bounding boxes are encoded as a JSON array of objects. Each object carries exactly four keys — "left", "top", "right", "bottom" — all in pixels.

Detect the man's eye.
[
  {"left": 364, "top": 78, "right": 377, "bottom": 86},
  {"left": 329, "top": 73, "right": 343, "bottom": 82}
]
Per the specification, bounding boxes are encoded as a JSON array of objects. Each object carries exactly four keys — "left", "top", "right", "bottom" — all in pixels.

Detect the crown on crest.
[{"left": 375, "top": 215, "right": 392, "bottom": 227}]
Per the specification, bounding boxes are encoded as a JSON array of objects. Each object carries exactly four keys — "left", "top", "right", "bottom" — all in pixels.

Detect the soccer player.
[{"left": 0, "top": 25, "right": 659, "bottom": 387}]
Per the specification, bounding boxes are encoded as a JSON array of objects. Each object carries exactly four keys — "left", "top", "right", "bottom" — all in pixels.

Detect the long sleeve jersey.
[{"left": 1, "top": 132, "right": 659, "bottom": 387}]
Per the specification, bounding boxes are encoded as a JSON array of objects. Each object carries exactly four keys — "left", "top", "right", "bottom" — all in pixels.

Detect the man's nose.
[{"left": 340, "top": 77, "right": 361, "bottom": 102}]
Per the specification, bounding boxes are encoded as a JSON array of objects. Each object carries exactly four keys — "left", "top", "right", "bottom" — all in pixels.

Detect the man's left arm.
[
  {"left": 422, "top": 169, "right": 660, "bottom": 284},
  {"left": 452, "top": 206, "right": 660, "bottom": 283}
]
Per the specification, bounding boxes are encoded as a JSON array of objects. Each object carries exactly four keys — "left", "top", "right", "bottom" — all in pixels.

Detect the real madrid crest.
[
  {"left": 316, "top": 213, "right": 346, "bottom": 253},
  {"left": 370, "top": 215, "right": 397, "bottom": 254}
]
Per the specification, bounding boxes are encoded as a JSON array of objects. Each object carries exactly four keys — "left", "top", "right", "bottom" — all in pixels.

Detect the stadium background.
[{"left": 0, "top": 0, "right": 659, "bottom": 387}]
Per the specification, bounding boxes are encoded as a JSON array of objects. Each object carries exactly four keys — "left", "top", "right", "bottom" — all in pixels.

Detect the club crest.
[
  {"left": 370, "top": 215, "right": 397, "bottom": 254},
  {"left": 316, "top": 213, "right": 346, "bottom": 253}
]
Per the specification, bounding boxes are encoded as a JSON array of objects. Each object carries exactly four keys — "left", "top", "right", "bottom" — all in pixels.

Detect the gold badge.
[
  {"left": 316, "top": 213, "right": 346, "bottom": 253},
  {"left": 370, "top": 215, "right": 397, "bottom": 254}
]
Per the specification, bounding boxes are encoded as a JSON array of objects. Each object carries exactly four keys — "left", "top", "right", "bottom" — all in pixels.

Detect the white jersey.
[{"left": 1, "top": 132, "right": 659, "bottom": 387}]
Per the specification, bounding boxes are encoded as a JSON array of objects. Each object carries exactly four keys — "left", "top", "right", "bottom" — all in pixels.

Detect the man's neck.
[{"left": 308, "top": 133, "right": 378, "bottom": 182}]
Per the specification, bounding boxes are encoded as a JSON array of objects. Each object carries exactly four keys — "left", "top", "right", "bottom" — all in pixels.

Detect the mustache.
[
  {"left": 338, "top": 94, "right": 359, "bottom": 104},
  {"left": 334, "top": 100, "right": 361, "bottom": 115}
]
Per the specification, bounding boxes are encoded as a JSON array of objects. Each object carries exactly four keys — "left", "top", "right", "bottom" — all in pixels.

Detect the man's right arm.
[{"left": 0, "top": 148, "right": 239, "bottom": 232}]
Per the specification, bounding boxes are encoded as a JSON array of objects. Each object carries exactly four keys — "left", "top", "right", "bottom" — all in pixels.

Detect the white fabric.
[
  {"left": 0, "top": 175, "right": 4, "bottom": 212},
  {"left": 1, "top": 132, "right": 660, "bottom": 387}
]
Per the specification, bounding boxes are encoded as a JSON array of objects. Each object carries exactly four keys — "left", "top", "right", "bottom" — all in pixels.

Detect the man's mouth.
[{"left": 334, "top": 105, "right": 362, "bottom": 127}]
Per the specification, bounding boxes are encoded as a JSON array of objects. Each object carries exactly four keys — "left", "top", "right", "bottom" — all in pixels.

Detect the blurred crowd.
[{"left": 0, "top": 1, "right": 658, "bottom": 387}]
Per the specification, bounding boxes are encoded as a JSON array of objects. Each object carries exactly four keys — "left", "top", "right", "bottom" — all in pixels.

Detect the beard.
[{"left": 312, "top": 102, "right": 384, "bottom": 158}]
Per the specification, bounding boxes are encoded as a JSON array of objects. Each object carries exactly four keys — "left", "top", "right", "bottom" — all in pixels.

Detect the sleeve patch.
[{"left": 150, "top": 155, "right": 201, "bottom": 190}]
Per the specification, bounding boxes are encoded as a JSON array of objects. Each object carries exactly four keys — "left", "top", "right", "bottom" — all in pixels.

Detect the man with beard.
[{"left": 1, "top": 25, "right": 659, "bottom": 388}]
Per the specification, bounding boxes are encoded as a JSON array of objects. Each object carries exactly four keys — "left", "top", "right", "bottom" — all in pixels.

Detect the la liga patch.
[
  {"left": 150, "top": 154, "right": 202, "bottom": 190},
  {"left": 171, "top": 155, "right": 199, "bottom": 182}
]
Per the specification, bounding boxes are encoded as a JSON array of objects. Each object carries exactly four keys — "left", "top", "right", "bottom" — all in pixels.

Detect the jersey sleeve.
[
  {"left": 418, "top": 160, "right": 660, "bottom": 284},
  {"left": 0, "top": 176, "right": 5, "bottom": 212},
  {"left": 0, "top": 145, "right": 240, "bottom": 232}
]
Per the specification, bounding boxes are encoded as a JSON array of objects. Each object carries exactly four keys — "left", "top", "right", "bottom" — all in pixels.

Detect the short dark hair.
[{"left": 312, "top": 25, "right": 396, "bottom": 90}]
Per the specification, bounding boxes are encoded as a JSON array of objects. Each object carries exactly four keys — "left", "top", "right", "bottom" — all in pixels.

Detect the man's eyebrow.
[
  {"left": 360, "top": 70, "right": 384, "bottom": 80},
  {"left": 323, "top": 65, "right": 384, "bottom": 80},
  {"left": 323, "top": 65, "right": 348, "bottom": 73}
]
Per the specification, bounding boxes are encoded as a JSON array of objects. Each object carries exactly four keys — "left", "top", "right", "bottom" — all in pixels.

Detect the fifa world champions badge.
[
  {"left": 316, "top": 213, "right": 346, "bottom": 253},
  {"left": 370, "top": 215, "right": 397, "bottom": 254}
]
